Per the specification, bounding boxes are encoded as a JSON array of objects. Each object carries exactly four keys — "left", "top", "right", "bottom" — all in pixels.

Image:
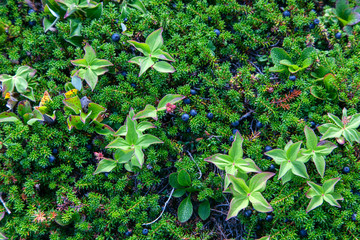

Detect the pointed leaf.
[
  {"left": 157, "top": 94, "right": 184, "bottom": 110},
  {"left": 249, "top": 192, "right": 273, "bottom": 213},
  {"left": 127, "top": 40, "right": 151, "bottom": 55},
  {"left": 321, "top": 127, "right": 343, "bottom": 140},
  {"left": 106, "top": 137, "right": 132, "bottom": 150},
  {"left": 136, "top": 134, "right": 163, "bottom": 148},
  {"left": 93, "top": 122, "right": 115, "bottom": 136},
  {"left": 229, "top": 132, "right": 244, "bottom": 161},
  {"left": 138, "top": 57, "right": 154, "bottom": 76},
  {"left": 125, "top": 116, "right": 138, "bottom": 144},
  {"left": 291, "top": 161, "right": 309, "bottom": 179},
  {"left": 128, "top": 0, "right": 147, "bottom": 14},
  {"left": 279, "top": 161, "right": 292, "bottom": 179},
  {"left": 84, "top": 43, "right": 96, "bottom": 64},
  {"left": 93, "top": 158, "right": 117, "bottom": 174},
  {"left": 90, "top": 59, "right": 113, "bottom": 69},
  {"left": 313, "top": 153, "right": 326, "bottom": 178},
  {"left": 114, "top": 149, "right": 134, "bottom": 163},
  {"left": 0, "top": 112, "right": 21, "bottom": 123},
  {"left": 323, "top": 178, "right": 341, "bottom": 194},
  {"left": 347, "top": 113, "right": 360, "bottom": 129},
  {"left": 286, "top": 141, "right": 302, "bottom": 161},
  {"left": 137, "top": 121, "right": 156, "bottom": 132},
  {"left": 205, "top": 154, "right": 232, "bottom": 170},
  {"left": 63, "top": 96, "right": 82, "bottom": 114},
  {"left": 249, "top": 172, "right": 275, "bottom": 192},
  {"left": 152, "top": 61, "right": 175, "bottom": 73},
  {"left": 226, "top": 197, "right": 249, "bottom": 220},
  {"left": 133, "top": 104, "right": 157, "bottom": 120},
  {"left": 324, "top": 194, "right": 341, "bottom": 207},
  {"left": 304, "top": 126, "right": 318, "bottom": 150},
  {"left": 84, "top": 68, "right": 98, "bottom": 91},
  {"left": 306, "top": 196, "right": 323, "bottom": 213},
  {"left": 134, "top": 146, "right": 144, "bottom": 167},
  {"left": 307, "top": 181, "right": 323, "bottom": 195},
  {"left": 264, "top": 149, "right": 287, "bottom": 164},
  {"left": 145, "top": 28, "right": 164, "bottom": 52},
  {"left": 228, "top": 174, "right": 250, "bottom": 194},
  {"left": 270, "top": 48, "right": 292, "bottom": 65},
  {"left": 328, "top": 113, "right": 343, "bottom": 128}
]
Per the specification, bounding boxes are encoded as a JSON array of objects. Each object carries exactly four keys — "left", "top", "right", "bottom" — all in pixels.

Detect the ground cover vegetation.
[{"left": 0, "top": 0, "right": 360, "bottom": 239}]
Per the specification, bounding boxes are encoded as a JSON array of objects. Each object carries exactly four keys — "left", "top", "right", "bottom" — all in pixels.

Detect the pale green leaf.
[
  {"left": 226, "top": 197, "right": 249, "bottom": 220},
  {"left": 249, "top": 192, "right": 273, "bottom": 213},
  {"left": 306, "top": 196, "right": 323, "bottom": 213},
  {"left": 249, "top": 172, "right": 275, "bottom": 193},
  {"left": 93, "top": 158, "right": 117, "bottom": 175}
]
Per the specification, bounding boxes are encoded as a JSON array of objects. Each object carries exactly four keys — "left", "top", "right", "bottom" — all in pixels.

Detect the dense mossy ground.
[{"left": 1, "top": 0, "right": 360, "bottom": 239}]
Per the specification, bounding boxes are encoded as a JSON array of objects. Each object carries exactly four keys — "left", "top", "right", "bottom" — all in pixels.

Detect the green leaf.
[
  {"left": 347, "top": 113, "right": 360, "bottom": 129},
  {"left": 152, "top": 49, "right": 175, "bottom": 61},
  {"left": 128, "top": 0, "right": 147, "bottom": 13},
  {"left": 315, "top": 141, "right": 337, "bottom": 155},
  {"left": 138, "top": 57, "right": 154, "bottom": 76},
  {"left": 321, "top": 127, "right": 343, "bottom": 140},
  {"left": 226, "top": 197, "right": 249, "bottom": 220},
  {"left": 114, "top": 149, "right": 134, "bottom": 163},
  {"left": 71, "top": 75, "right": 83, "bottom": 90},
  {"left": 14, "top": 76, "right": 28, "bottom": 93},
  {"left": 300, "top": 47, "right": 315, "bottom": 62},
  {"left": 133, "top": 104, "right": 157, "bottom": 120},
  {"left": 128, "top": 56, "right": 144, "bottom": 65},
  {"left": 301, "top": 57, "right": 313, "bottom": 69},
  {"left": 313, "top": 153, "right": 326, "bottom": 178},
  {"left": 198, "top": 200, "right": 210, "bottom": 220},
  {"left": 157, "top": 94, "right": 184, "bottom": 110},
  {"left": 133, "top": 146, "right": 144, "bottom": 167},
  {"left": 125, "top": 116, "right": 138, "bottom": 144},
  {"left": 169, "top": 172, "right": 182, "bottom": 188},
  {"left": 87, "top": 103, "right": 106, "bottom": 122},
  {"left": 286, "top": 141, "right": 302, "bottom": 161},
  {"left": 205, "top": 154, "right": 232, "bottom": 170},
  {"left": 270, "top": 48, "right": 292, "bottom": 65},
  {"left": 229, "top": 132, "right": 244, "bottom": 161},
  {"left": 336, "top": 0, "right": 351, "bottom": 21},
  {"left": 291, "top": 161, "right": 309, "bottom": 179},
  {"left": 67, "top": 115, "right": 84, "bottom": 130},
  {"left": 145, "top": 28, "right": 164, "bottom": 52},
  {"left": 249, "top": 172, "right": 275, "bottom": 192},
  {"left": 249, "top": 192, "right": 273, "bottom": 213},
  {"left": 84, "top": 43, "right": 96, "bottom": 64},
  {"left": 137, "top": 121, "right": 155, "bottom": 132},
  {"left": 228, "top": 174, "right": 250, "bottom": 195},
  {"left": 127, "top": 40, "right": 151, "bottom": 55},
  {"left": 323, "top": 178, "right": 341, "bottom": 193},
  {"left": 84, "top": 68, "right": 98, "bottom": 91},
  {"left": 136, "top": 134, "right": 163, "bottom": 148},
  {"left": 173, "top": 189, "right": 186, "bottom": 198},
  {"left": 93, "top": 122, "right": 115, "bottom": 136},
  {"left": 278, "top": 161, "right": 292, "bottom": 179},
  {"left": 328, "top": 113, "right": 343, "bottom": 128},
  {"left": 93, "top": 158, "right": 117, "bottom": 175},
  {"left": 178, "top": 170, "right": 191, "bottom": 187},
  {"left": 324, "top": 194, "right": 341, "bottom": 207},
  {"left": 317, "top": 123, "right": 337, "bottom": 135},
  {"left": 152, "top": 61, "right": 175, "bottom": 73},
  {"left": 281, "top": 171, "right": 293, "bottom": 185},
  {"left": 264, "top": 149, "right": 286, "bottom": 164},
  {"left": 0, "top": 112, "right": 21, "bottom": 123},
  {"left": 306, "top": 196, "right": 323, "bottom": 213},
  {"left": 69, "top": 19, "right": 82, "bottom": 37},
  {"left": 269, "top": 64, "right": 287, "bottom": 72},
  {"left": 85, "top": 2, "right": 103, "bottom": 18},
  {"left": 307, "top": 181, "right": 323, "bottom": 195},
  {"left": 63, "top": 96, "right": 82, "bottom": 114},
  {"left": 239, "top": 158, "right": 261, "bottom": 173},
  {"left": 178, "top": 195, "right": 193, "bottom": 223},
  {"left": 304, "top": 126, "right": 318, "bottom": 150},
  {"left": 106, "top": 137, "right": 132, "bottom": 150},
  {"left": 90, "top": 59, "right": 113, "bottom": 69},
  {"left": 279, "top": 59, "right": 298, "bottom": 68},
  {"left": 343, "top": 128, "right": 360, "bottom": 143},
  {"left": 18, "top": 100, "right": 32, "bottom": 117}
]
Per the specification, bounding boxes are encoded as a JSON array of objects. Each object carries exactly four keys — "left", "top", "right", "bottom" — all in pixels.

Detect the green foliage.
[
  {"left": 43, "top": 0, "right": 103, "bottom": 46},
  {"left": 306, "top": 178, "right": 343, "bottom": 213},
  {"left": 71, "top": 43, "right": 113, "bottom": 91},
  {"left": 205, "top": 132, "right": 260, "bottom": 189},
  {"left": 318, "top": 108, "right": 360, "bottom": 145},
  {"left": 0, "top": 212, "right": 7, "bottom": 239},
  {"left": 0, "top": 66, "right": 36, "bottom": 102},
  {"left": 265, "top": 141, "right": 310, "bottom": 184},
  {"left": 117, "top": 0, "right": 147, "bottom": 19},
  {"left": 269, "top": 47, "right": 316, "bottom": 74},
  {"left": 301, "top": 126, "right": 337, "bottom": 178},
  {"left": 225, "top": 173, "right": 274, "bottom": 220},
  {"left": 128, "top": 28, "right": 176, "bottom": 76}
]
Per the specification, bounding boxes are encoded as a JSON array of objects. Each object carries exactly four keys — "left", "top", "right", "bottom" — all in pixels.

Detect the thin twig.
[
  {"left": 186, "top": 150, "right": 202, "bottom": 179},
  {"left": 142, "top": 188, "right": 174, "bottom": 226},
  {"left": 0, "top": 193, "right": 11, "bottom": 214},
  {"left": 211, "top": 208, "right": 227, "bottom": 216},
  {"left": 248, "top": 61, "right": 263, "bottom": 74}
]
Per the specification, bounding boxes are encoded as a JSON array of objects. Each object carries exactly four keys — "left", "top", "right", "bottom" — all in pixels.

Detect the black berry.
[
  {"left": 283, "top": 10, "right": 291, "bottom": 17},
  {"left": 244, "top": 209, "right": 252, "bottom": 217},
  {"left": 299, "top": 229, "right": 308, "bottom": 237},
  {"left": 335, "top": 32, "right": 342, "bottom": 39},
  {"left": 289, "top": 75, "right": 296, "bottom": 81},
  {"left": 343, "top": 166, "right": 350, "bottom": 174},
  {"left": 183, "top": 98, "right": 191, "bottom": 104},
  {"left": 142, "top": 228, "right": 149, "bottom": 235},
  {"left": 207, "top": 112, "right": 214, "bottom": 120},
  {"left": 111, "top": 33, "right": 120, "bottom": 42},
  {"left": 181, "top": 113, "right": 190, "bottom": 121},
  {"left": 264, "top": 146, "right": 272, "bottom": 152},
  {"left": 231, "top": 120, "right": 239, "bottom": 127},
  {"left": 265, "top": 214, "right": 273, "bottom": 221}
]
